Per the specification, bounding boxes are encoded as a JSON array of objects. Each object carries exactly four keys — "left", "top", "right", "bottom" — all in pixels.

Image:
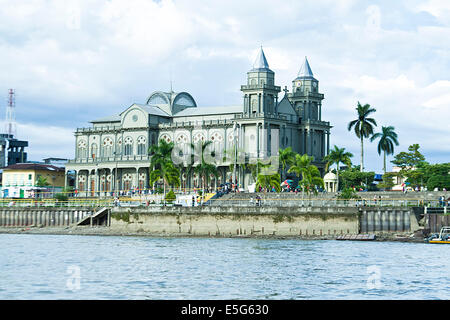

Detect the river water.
[{"left": 0, "top": 234, "right": 448, "bottom": 300}]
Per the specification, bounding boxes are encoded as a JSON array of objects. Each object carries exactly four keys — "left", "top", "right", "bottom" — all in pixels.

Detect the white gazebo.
[{"left": 324, "top": 171, "right": 338, "bottom": 192}]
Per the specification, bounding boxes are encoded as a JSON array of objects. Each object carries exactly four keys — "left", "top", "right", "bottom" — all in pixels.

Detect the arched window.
[
  {"left": 116, "top": 138, "right": 122, "bottom": 155},
  {"left": 124, "top": 137, "right": 133, "bottom": 156},
  {"left": 77, "top": 140, "right": 87, "bottom": 159},
  {"left": 103, "top": 137, "right": 113, "bottom": 157},
  {"left": 210, "top": 132, "right": 223, "bottom": 156},
  {"left": 193, "top": 132, "right": 205, "bottom": 144},
  {"left": 161, "top": 134, "right": 172, "bottom": 143},
  {"left": 78, "top": 175, "right": 86, "bottom": 191},
  {"left": 137, "top": 136, "right": 147, "bottom": 155},
  {"left": 122, "top": 173, "right": 133, "bottom": 191}
]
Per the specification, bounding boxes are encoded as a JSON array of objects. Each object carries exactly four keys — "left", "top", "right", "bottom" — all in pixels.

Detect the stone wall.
[{"left": 109, "top": 206, "right": 359, "bottom": 236}]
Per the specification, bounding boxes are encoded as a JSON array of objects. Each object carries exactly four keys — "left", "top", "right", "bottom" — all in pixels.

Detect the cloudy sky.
[{"left": 1, "top": 0, "right": 449, "bottom": 172}]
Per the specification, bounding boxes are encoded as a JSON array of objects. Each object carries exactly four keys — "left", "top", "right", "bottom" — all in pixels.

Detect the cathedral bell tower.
[
  {"left": 288, "top": 57, "right": 324, "bottom": 122},
  {"left": 241, "top": 47, "right": 281, "bottom": 117}
]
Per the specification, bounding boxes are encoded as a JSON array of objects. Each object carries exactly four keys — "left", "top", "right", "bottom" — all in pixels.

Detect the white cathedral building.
[{"left": 65, "top": 48, "right": 332, "bottom": 195}]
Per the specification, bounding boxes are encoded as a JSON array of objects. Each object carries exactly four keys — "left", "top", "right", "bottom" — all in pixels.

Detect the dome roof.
[
  {"left": 324, "top": 171, "right": 337, "bottom": 182},
  {"left": 146, "top": 91, "right": 197, "bottom": 115}
]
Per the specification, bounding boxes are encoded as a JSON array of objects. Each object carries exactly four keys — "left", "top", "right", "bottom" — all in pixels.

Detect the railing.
[
  {"left": 209, "top": 197, "right": 446, "bottom": 208},
  {"left": 67, "top": 155, "right": 150, "bottom": 164}
]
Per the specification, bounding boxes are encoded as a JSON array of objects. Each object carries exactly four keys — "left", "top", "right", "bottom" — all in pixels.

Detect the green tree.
[
  {"left": 288, "top": 154, "right": 324, "bottom": 197},
  {"left": 323, "top": 145, "right": 353, "bottom": 191},
  {"left": 165, "top": 190, "right": 176, "bottom": 204},
  {"left": 377, "top": 172, "right": 396, "bottom": 190},
  {"left": 278, "top": 147, "right": 296, "bottom": 182},
  {"left": 391, "top": 144, "right": 426, "bottom": 187},
  {"left": 339, "top": 166, "right": 375, "bottom": 190},
  {"left": 149, "top": 139, "right": 180, "bottom": 198},
  {"left": 247, "top": 159, "right": 271, "bottom": 184},
  {"left": 370, "top": 126, "right": 399, "bottom": 174},
  {"left": 256, "top": 172, "right": 281, "bottom": 192},
  {"left": 35, "top": 175, "right": 50, "bottom": 187},
  {"left": 338, "top": 187, "right": 361, "bottom": 200},
  {"left": 419, "top": 162, "right": 450, "bottom": 190},
  {"left": 347, "top": 102, "right": 377, "bottom": 172}
]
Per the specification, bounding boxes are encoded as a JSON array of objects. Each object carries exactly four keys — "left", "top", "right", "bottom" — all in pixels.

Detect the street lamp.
[{"left": 113, "top": 151, "right": 119, "bottom": 197}]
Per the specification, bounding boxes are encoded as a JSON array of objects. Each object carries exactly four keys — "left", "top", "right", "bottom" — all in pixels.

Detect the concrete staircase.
[{"left": 77, "top": 207, "right": 110, "bottom": 226}]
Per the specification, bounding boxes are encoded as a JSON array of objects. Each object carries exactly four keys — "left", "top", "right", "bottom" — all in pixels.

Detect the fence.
[
  {"left": 0, "top": 196, "right": 446, "bottom": 209},
  {"left": 209, "top": 197, "right": 444, "bottom": 208}
]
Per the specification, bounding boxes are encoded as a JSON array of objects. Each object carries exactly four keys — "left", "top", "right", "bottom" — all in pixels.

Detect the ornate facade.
[{"left": 65, "top": 48, "right": 332, "bottom": 195}]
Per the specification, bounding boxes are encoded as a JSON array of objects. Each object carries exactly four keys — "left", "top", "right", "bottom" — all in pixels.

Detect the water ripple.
[{"left": 0, "top": 234, "right": 448, "bottom": 299}]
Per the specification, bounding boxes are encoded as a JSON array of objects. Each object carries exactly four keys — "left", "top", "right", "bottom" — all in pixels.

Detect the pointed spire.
[
  {"left": 252, "top": 46, "right": 271, "bottom": 71},
  {"left": 297, "top": 56, "right": 314, "bottom": 78}
]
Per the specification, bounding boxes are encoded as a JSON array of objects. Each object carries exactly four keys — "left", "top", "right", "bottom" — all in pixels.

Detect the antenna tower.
[{"left": 6, "top": 89, "right": 17, "bottom": 137}]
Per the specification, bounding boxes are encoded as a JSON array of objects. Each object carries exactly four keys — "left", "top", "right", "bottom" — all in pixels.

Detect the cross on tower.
[{"left": 283, "top": 86, "right": 289, "bottom": 95}]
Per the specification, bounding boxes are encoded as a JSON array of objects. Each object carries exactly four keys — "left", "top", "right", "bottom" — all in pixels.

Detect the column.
[
  {"left": 262, "top": 93, "right": 266, "bottom": 113},
  {"left": 305, "top": 128, "right": 311, "bottom": 154},
  {"left": 256, "top": 123, "right": 260, "bottom": 159},
  {"left": 258, "top": 93, "right": 261, "bottom": 114},
  {"left": 275, "top": 95, "right": 278, "bottom": 114},
  {"left": 326, "top": 130, "right": 330, "bottom": 155},
  {"left": 319, "top": 102, "right": 322, "bottom": 121},
  {"left": 135, "top": 167, "right": 139, "bottom": 191},
  {"left": 321, "top": 130, "right": 325, "bottom": 158}
]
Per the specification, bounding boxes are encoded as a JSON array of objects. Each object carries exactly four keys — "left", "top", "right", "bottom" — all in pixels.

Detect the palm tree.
[
  {"left": 194, "top": 140, "right": 219, "bottom": 193},
  {"left": 256, "top": 172, "right": 281, "bottom": 192},
  {"left": 149, "top": 139, "right": 174, "bottom": 169},
  {"left": 36, "top": 176, "right": 50, "bottom": 187},
  {"left": 323, "top": 145, "right": 353, "bottom": 191},
  {"left": 149, "top": 139, "right": 180, "bottom": 198},
  {"left": 278, "top": 147, "right": 296, "bottom": 182},
  {"left": 347, "top": 102, "right": 377, "bottom": 172},
  {"left": 370, "top": 126, "right": 399, "bottom": 174},
  {"left": 288, "top": 154, "right": 324, "bottom": 198}
]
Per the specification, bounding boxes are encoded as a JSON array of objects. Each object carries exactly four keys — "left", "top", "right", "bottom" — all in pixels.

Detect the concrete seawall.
[
  {"left": 0, "top": 208, "right": 95, "bottom": 227},
  {"left": 0, "top": 206, "right": 420, "bottom": 237},
  {"left": 109, "top": 206, "right": 360, "bottom": 237}
]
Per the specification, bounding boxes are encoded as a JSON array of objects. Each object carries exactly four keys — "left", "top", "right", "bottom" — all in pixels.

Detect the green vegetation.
[
  {"left": 112, "top": 211, "right": 130, "bottom": 223},
  {"left": 323, "top": 145, "right": 353, "bottom": 191},
  {"left": 338, "top": 187, "right": 361, "bottom": 200},
  {"left": 256, "top": 172, "right": 281, "bottom": 192},
  {"left": 165, "top": 190, "right": 176, "bottom": 204},
  {"left": 35, "top": 176, "right": 50, "bottom": 187},
  {"left": 278, "top": 147, "right": 296, "bottom": 182},
  {"left": 149, "top": 139, "right": 180, "bottom": 197},
  {"left": 339, "top": 166, "right": 375, "bottom": 191},
  {"left": 288, "top": 154, "right": 324, "bottom": 195}
]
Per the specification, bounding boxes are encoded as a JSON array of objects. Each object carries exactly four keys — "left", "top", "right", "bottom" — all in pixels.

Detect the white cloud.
[
  {"left": 15, "top": 122, "right": 74, "bottom": 162},
  {"left": 0, "top": 0, "right": 448, "bottom": 172}
]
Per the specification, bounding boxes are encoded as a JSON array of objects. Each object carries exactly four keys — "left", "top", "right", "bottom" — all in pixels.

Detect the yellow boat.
[{"left": 428, "top": 226, "right": 450, "bottom": 244}]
